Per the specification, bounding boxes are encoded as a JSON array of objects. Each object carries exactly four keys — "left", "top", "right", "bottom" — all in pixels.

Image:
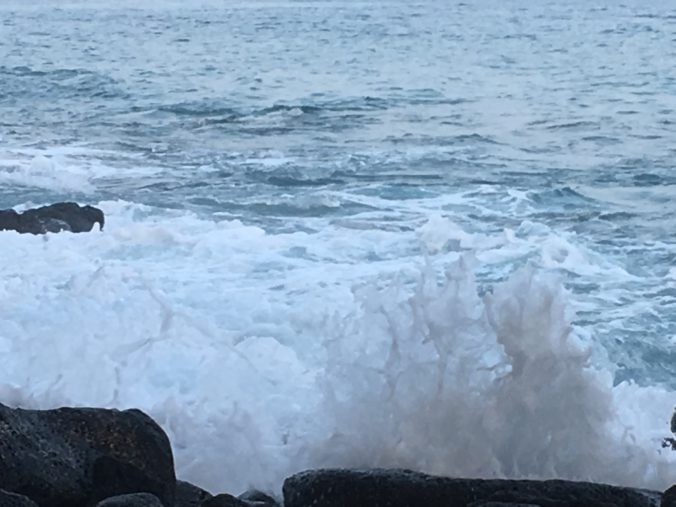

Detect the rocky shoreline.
[{"left": 0, "top": 403, "right": 673, "bottom": 507}]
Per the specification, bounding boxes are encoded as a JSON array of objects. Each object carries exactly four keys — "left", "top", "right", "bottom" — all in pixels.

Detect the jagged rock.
[
  {"left": 200, "top": 494, "right": 249, "bottom": 507},
  {"left": 282, "top": 469, "right": 660, "bottom": 507},
  {"left": 0, "top": 403, "right": 175, "bottom": 507},
  {"left": 176, "top": 480, "right": 212, "bottom": 507},
  {"left": 238, "top": 490, "right": 280, "bottom": 506},
  {"left": 0, "top": 489, "right": 39, "bottom": 507},
  {"left": 96, "top": 493, "right": 164, "bottom": 507},
  {"left": 663, "top": 485, "right": 676, "bottom": 507},
  {"left": 0, "top": 202, "right": 104, "bottom": 234}
]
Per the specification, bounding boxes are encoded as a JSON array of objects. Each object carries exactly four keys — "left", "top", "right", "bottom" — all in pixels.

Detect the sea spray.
[
  {"left": 303, "top": 256, "right": 675, "bottom": 490},
  {"left": 0, "top": 217, "right": 673, "bottom": 494}
]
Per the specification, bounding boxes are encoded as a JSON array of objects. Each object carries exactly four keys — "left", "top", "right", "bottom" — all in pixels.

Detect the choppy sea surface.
[{"left": 1, "top": 0, "right": 675, "bottom": 494}]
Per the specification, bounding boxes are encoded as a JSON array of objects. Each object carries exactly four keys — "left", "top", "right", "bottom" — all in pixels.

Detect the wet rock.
[
  {"left": 467, "top": 501, "right": 540, "bottom": 507},
  {"left": 468, "top": 503, "right": 541, "bottom": 507},
  {"left": 665, "top": 408, "right": 676, "bottom": 451},
  {"left": 0, "top": 403, "right": 175, "bottom": 507},
  {"left": 0, "top": 489, "right": 39, "bottom": 507},
  {"left": 96, "top": 493, "right": 164, "bottom": 507},
  {"left": 0, "top": 202, "right": 104, "bottom": 234},
  {"left": 176, "top": 480, "right": 212, "bottom": 507},
  {"left": 0, "top": 210, "right": 20, "bottom": 231},
  {"left": 200, "top": 493, "right": 249, "bottom": 507},
  {"left": 283, "top": 468, "right": 659, "bottom": 507},
  {"left": 663, "top": 485, "right": 676, "bottom": 507},
  {"left": 237, "top": 490, "right": 280, "bottom": 507},
  {"left": 198, "top": 490, "right": 280, "bottom": 507}
]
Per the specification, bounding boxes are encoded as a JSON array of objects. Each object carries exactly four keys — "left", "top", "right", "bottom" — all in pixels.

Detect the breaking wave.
[{"left": 0, "top": 215, "right": 672, "bottom": 493}]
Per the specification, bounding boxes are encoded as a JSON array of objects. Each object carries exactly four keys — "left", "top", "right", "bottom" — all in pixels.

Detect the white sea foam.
[
  {"left": 417, "top": 213, "right": 475, "bottom": 253},
  {"left": 0, "top": 153, "right": 95, "bottom": 193},
  {"left": 0, "top": 204, "right": 672, "bottom": 495}
]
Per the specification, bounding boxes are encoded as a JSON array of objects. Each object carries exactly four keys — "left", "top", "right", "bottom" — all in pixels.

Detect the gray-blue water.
[{"left": 1, "top": 0, "right": 674, "bottom": 494}]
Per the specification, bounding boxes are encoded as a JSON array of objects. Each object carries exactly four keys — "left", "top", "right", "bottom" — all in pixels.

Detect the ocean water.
[{"left": 1, "top": 0, "right": 675, "bottom": 495}]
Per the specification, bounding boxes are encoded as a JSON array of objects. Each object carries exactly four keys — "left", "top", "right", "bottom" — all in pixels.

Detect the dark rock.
[
  {"left": 237, "top": 490, "right": 280, "bottom": 507},
  {"left": 96, "top": 493, "right": 163, "bottom": 507},
  {"left": 200, "top": 494, "right": 249, "bottom": 507},
  {"left": 665, "top": 408, "right": 676, "bottom": 451},
  {"left": 663, "top": 485, "right": 676, "bottom": 507},
  {"left": 282, "top": 469, "right": 660, "bottom": 507},
  {"left": 0, "top": 202, "right": 104, "bottom": 234},
  {"left": 198, "top": 490, "right": 280, "bottom": 507},
  {"left": 0, "top": 210, "right": 20, "bottom": 231},
  {"left": 0, "top": 489, "right": 39, "bottom": 507},
  {"left": 176, "top": 480, "right": 212, "bottom": 507},
  {"left": 0, "top": 403, "right": 175, "bottom": 507},
  {"left": 468, "top": 503, "right": 541, "bottom": 507}
]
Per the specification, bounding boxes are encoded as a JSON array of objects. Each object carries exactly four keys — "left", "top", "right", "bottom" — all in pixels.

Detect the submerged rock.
[
  {"left": 282, "top": 468, "right": 660, "bottom": 507},
  {"left": 0, "top": 403, "right": 175, "bottom": 507},
  {"left": 0, "top": 202, "right": 104, "bottom": 234}
]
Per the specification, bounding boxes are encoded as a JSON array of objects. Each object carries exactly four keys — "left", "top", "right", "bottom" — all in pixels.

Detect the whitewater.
[{"left": 1, "top": 0, "right": 675, "bottom": 496}]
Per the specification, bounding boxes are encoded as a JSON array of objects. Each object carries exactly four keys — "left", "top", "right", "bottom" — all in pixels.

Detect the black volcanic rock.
[
  {"left": 282, "top": 469, "right": 660, "bottom": 507},
  {"left": 199, "top": 490, "right": 280, "bottom": 507},
  {"left": 0, "top": 489, "right": 39, "bottom": 507},
  {"left": 0, "top": 403, "right": 175, "bottom": 507},
  {"left": 468, "top": 503, "right": 540, "bottom": 507},
  {"left": 665, "top": 408, "right": 676, "bottom": 451},
  {"left": 0, "top": 202, "right": 104, "bottom": 234},
  {"left": 176, "top": 480, "right": 212, "bottom": 507},
  {"left": 663, "top": 485, "right": 676, "bottom": 507},
  {"left": 200, "top": 494, "right": 249, "bottom": 507},
  {"left": 237, "top": 490, "right": 280, "bottom": 507},
  {"left": 95, "top": 493, "right": 164, "bottom": 507},
  {"left": 0, "top": 210, "right": 21, "bottom": 231}
]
